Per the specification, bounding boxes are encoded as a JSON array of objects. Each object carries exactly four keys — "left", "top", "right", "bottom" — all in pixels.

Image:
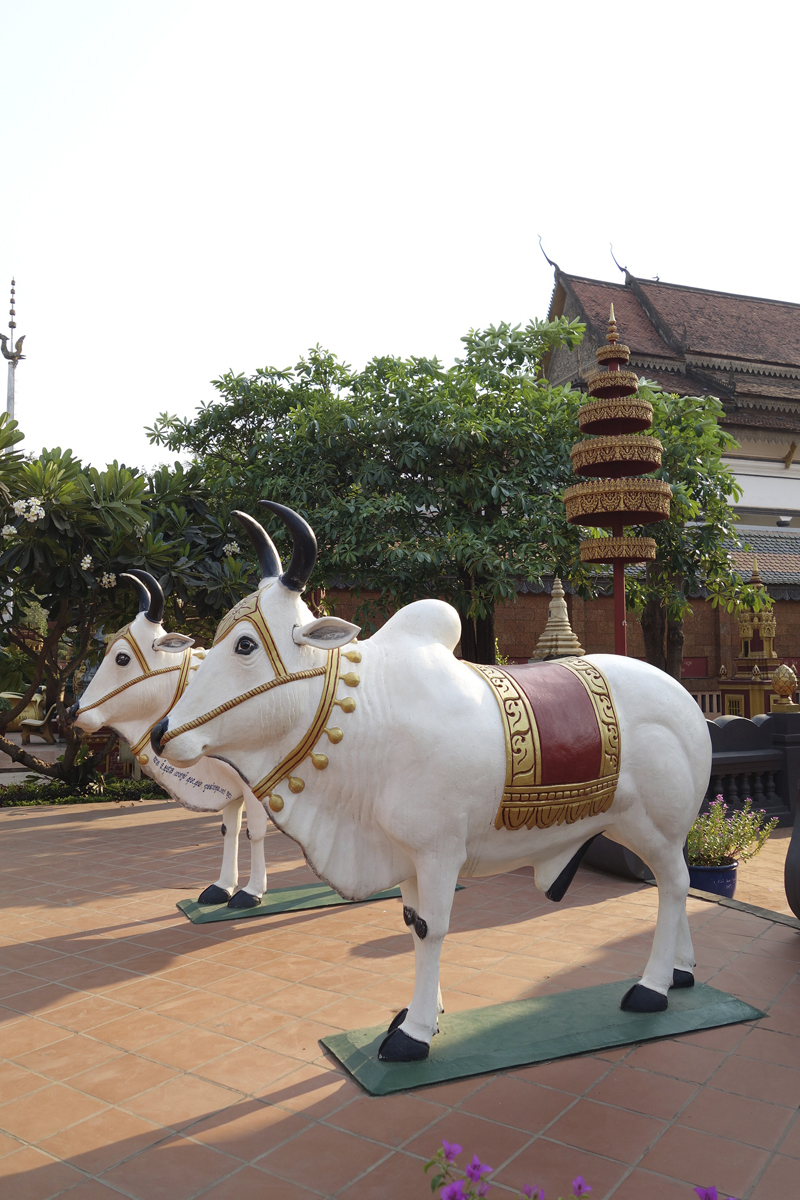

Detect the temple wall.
[{"left": 326, "top": 586, "right": 800, "bottom": 695}]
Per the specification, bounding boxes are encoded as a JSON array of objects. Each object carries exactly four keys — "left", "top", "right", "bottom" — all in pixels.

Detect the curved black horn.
[
  {"left": 259, "top": 500, "right": 317, "bottom": 592},
  {"left": 121, "top": 573, "right": 152, "bottom": 615},
  {"left": 126, "top": 568, "right": 165, "bottom": 624},
  {"left": 232, "top": 511, "right": 282, "bottom": 581}
]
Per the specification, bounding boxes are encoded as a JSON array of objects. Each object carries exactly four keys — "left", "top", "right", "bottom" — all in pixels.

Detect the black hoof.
[
  {"left": 377, "top": 1026, "right": 430, "bottom": 1062},
  {"left": 621, "top": 983, "right": 668, "bottom": 1013},
  {"left": 387, "top": 1007, "right": 408, "bottom": 1034},
  {"left": 227, "top": 889, "right": 261, "bottom": 910},
  {"left": 197, "top": 884, "right": 232, "bottom": 905},
  {"left": 671, "top": 969, "right": 695, "bottom": 989}
]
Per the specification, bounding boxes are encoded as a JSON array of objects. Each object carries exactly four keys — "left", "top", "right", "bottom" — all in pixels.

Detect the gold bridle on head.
[
  {"left": 160, "top": 590, "right": 360, "bottom": 811},
  {"left": 78, "top": 622, "right": 197, "bottom": 758}
]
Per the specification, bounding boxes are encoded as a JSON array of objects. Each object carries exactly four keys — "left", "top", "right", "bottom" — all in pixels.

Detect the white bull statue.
[
  {"left": 152, "top": 500, "right": 712, "bottom": 1062},
  {"left": 72, "top": 553, "right": 274, "bottom": 909}
]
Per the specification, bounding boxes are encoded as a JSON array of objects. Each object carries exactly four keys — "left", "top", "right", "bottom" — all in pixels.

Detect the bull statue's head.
[
  {"left": 72, "top": 570, "right": 197, "bottom": 752},
  {"left": 151, "top": 502, "right": 359, "bottom": 800}
]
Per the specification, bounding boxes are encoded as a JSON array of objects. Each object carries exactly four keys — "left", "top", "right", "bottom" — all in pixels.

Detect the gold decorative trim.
[
  {"left": 587, "top": 368, "right": 639, "bottom": 397},
  {"left": 580, "top": 536, "right": 656, "bottom": 563},
  {"left": 213, "top": 591, "right": 287, "bottom": 678},
  {"left": 558, "top": 658, "right": 621, "bottom": 779},
  {"left": 252, "top": 648, "right": 342, "bottom": 802},
  {"left": 466, "top": 661, "right": 620, "bottom": 831},
  {"left": 596, "top": 343, "right": 630, "bottom": 363},
  {"left": 578, "top": 398, "right": 653, "bottom": 432},
  {"left": 563, "top": 478, "right": 671, "bottom": 525},
  {"left": 570, "top": 435, "right": 663, "bottom": 474}
]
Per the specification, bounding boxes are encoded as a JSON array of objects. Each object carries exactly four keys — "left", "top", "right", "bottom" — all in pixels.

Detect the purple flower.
[
  {"left": 441, "top": 1183, "right": 468, "bottom": 1200},
  {"left": 694, "top": 1189, "right": 718, "bottom": 1200},
  {"left": 522, "top": 1187, "right": 544, "bottom": 1199},
  {"left": 476, "top": 1185, "right": 492, "bottom": 1198},
  {"left": 441, "top": 1140, "right": 463, "bottom": 1164},
  {"left": 572, "top": 1179, "right": 592, "bottom": 1197},
  {"left": 466, "top": 1154, "right": 493, "bottom": 1181}
]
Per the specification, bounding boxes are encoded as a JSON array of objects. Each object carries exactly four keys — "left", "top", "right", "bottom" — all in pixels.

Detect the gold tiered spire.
[
  {"left": 531, "top": 577, "right": 585, "bottom": 660},
  {"left": 562, "top": 306, "right": 672, "bottom": 654}
]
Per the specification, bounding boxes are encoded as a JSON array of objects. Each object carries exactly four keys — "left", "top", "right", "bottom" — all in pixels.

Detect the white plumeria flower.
[
  {"left": 12, "top": 500, "right": 27, "bottom": 515},
  {"left": 100, "top": 572, "right": 117, "bottom": 588},
  {"left": 80, "top": 555, "right": 93, "bottom": 570},
  {"left": 1, "top": 524, "right": 16, "bottom": 537},
  {"left": 25, "top": 506, "right": 45, "bottom": 523},
  {"left": 222, "top": 541, "right": 240, "bottom": 556}
]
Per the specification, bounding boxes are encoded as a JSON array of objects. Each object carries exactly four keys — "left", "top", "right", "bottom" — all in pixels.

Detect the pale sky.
[{"left": 3, "top": 0, "right": 799, "bottom": 469}]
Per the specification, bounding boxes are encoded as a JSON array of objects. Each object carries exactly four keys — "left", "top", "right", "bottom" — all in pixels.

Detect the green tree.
[
  {"left": 0, "top": 450, "right": 256, "bottom": 787},
  {"left": 148, "top": 318, "right": 588, "bottom": 662},
  {"left": 624, "top": 384, "right": 766, "bottom": 678},
  {"left": 148, "top": 329, "right": 761, "bottom": 673}
]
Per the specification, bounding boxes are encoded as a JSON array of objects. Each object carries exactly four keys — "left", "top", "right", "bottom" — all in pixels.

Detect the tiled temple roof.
[
  {"left": 548, "top": 270, "right": 800, "bottom": 439},
  {"left": 726, "top": 527, "right": 800, "bottom": 596}
]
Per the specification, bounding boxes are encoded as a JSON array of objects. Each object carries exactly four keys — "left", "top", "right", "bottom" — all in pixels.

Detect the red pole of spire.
[{"left": 612, "top": 518, "right": 627, "bottom": 655}]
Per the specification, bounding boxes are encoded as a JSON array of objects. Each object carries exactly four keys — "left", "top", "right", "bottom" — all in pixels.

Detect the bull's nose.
[
  {"left": 66, "top": 701, "right": 80, "bottom": 721},
  {"left": 150, "top": 718, "right": 169, "bottom": 755}
]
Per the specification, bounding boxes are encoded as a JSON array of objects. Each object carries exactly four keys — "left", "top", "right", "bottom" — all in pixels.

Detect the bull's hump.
[{"left": 374, "top": 599, "right": 461, "bottom": 652}]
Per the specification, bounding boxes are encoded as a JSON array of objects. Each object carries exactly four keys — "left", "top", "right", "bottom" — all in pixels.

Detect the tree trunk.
[
  {"left": 460, "top": 615, "right": 478, "bottom": 663},
  {"left": 640, "top": 596, "right": 666, "bottom": 672},
  {"left": 475, "top": 609, "right": 496, "bottom": 665},
  {"left": 666, "top": 613, "right": 685, "bottom": 681}
]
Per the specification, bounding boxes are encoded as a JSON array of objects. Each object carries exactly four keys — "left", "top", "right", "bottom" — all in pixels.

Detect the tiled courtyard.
[{"left": 1, "top": 800, "right": 799, "bottom": 1200}]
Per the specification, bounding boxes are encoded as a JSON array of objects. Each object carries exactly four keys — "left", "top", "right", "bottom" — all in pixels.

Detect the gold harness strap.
[
  {"left": 160, "top": 594, "right": 344, "bottom": 805},
  {"left": 78, "top": 625, "right": 197, "bottom": 758}
]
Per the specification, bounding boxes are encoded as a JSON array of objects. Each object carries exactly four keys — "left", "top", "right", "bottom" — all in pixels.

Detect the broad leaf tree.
[
  {"left": 147, "top": 328, "right": 760, "bottom": 675},
  {"left": 147, "top": 319, "right": 588, "bottom": 662}
]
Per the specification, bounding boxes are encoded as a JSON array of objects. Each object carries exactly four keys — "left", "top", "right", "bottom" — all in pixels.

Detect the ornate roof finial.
[
  {"left": 607, "top": 304, "right": 618, "bottom": 345},
  {"left": 749, "top": 554, "right": 763, "bottom": 587}
]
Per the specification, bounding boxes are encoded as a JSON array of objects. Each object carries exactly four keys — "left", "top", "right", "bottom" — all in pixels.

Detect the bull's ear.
[
  {"left": 292, "top": 617, "right": 360, "bottom": 648},
  {"left": 152, "top": 633, "right": 195, "bottom": 653}
]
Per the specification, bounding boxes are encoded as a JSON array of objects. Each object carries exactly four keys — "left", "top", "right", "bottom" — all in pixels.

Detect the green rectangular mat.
[
  {"left": 321, "top": 979, "right": 763, "bottom": 1095},
  {"left": 177, "top": 882, "right": 464, "bottom": 923}
]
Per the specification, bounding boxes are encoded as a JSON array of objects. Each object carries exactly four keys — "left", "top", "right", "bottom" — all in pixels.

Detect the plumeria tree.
[{"left": 0, "top": 446, "right": 257, "bottom": 788}]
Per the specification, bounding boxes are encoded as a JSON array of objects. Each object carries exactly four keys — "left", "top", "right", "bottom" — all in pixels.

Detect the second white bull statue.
[{"left": 152, "top": 501, "right": 712, "bottom": 1062}]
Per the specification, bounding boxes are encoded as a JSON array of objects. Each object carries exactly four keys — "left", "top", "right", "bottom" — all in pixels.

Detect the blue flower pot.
[{"left": 688, "top": 861, "right": 738, "bottom": 899}]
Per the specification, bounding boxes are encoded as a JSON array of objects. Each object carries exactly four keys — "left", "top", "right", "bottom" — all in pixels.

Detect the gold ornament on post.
[
  {"left": 563, "top": 305, "right": 671, "bottom": 654},
  {"left": 771, "top": 664, "right": 799, "bottom": 712}
]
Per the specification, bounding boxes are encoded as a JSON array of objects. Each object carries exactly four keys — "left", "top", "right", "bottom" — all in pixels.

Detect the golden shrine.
[
  {"left": 563, "top": 308, "right": 671, "bottom": 653},
  {"left": 719, "top": 557, "right": 799, "bottom": 716}
]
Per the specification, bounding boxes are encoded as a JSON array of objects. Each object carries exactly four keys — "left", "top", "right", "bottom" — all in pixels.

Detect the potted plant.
[{"left": 687, "top": 796, "right": 778, "bottom": 898}]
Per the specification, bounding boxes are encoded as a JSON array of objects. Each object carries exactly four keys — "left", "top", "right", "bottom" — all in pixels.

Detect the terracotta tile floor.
[{"left": 0, "top": 801, "right": 798, "bottom": 1200}]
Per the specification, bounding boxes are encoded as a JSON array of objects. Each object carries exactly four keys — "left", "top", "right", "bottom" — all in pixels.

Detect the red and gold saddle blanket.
[{"left": 467, "top": 658, "right": 620, "bottom": 831}]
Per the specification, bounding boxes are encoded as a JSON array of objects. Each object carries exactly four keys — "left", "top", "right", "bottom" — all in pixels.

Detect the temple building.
[{"left": 544, "top": 267, "right": 800, "bottom": 528}]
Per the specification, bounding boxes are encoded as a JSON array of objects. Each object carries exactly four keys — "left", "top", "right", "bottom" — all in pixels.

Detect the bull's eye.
[
  {"left": 115, "top": 652, "right": 131, "bottom": 667},
  {"left": 235, "top": 635, "right": 258, "bottom": 656}
]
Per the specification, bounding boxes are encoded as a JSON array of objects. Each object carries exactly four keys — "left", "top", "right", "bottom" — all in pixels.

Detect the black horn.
[
  {"left": 121, "top": 572, "right": 152, "bottom": 615},
  {"left": 126, "top": 568, "right": 165, "bottom": 624},
  {"left": 259, "top": 500, "right": 317, "bottom": 592},
  {"left": 232, "top": 511, "right": 282, "bottom": 581}
]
